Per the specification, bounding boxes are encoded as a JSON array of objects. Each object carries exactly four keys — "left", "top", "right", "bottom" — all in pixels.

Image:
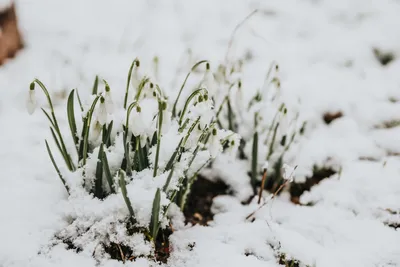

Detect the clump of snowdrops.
[
  {"left": 27, "top": 58, "right": 239, "bottom": 261},
  {"left": 180, "top": 53, "right": 306, "bottom": 197}
]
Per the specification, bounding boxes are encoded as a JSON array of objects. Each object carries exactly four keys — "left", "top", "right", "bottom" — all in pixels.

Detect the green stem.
[{"left": 172, "top": 60, "right": 208, "bottom": 118}]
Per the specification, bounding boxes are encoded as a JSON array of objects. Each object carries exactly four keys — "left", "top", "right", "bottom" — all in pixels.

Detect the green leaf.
[
  {"left": 82, "top": 96, "right": 101, "bottom": 165},
  {"left": 45, "top": 140, "right": 69, "bottom": 194},
  {"left": 267, "top": 122, "right": 280, "bottom": 160},
  {"left": 78, "top": 117, "right": 88, "bottom": 162},
  {"left": 92, "top": 75, "right": 99, "bottom": 95},
  {"left": 67, "top": 90, "right": 79, "bottom": 149},
  {"left": 101, "top": 150, "right": 115, "bottom": 194},
  {"left": 153, "top": 101, "right": 164, "bottom": 177},
  {"left": 162, "top": 167, "right": 174, "bottom": 192},
  {"left": 124, "top": 59, "right": 139, "bottom": 109},
  {"left": 41, "top": 108, "right": 55, "bottom": 128},
  {"left": 178, "top": 88, "right": 205, "bottom": 125},
  {"left": 165, "top": 137, "right": 184, "bottom": 172},
  {"left": 75, "top": 89, "right": 84, "bottom": 112},
  {"left": 49, "top": 127, "right": 64, "bottom": 161},
  {"left": 94, "top": 143, "right": 104, "bottom": 199},
  {"left": 251, "top": 131, "right": 258, "bottom": 195},
  {"left": 149, "top": 188, "right": 161, "bottom": 240},
  {"left": 172, "top": 60, "right": 208, "bottom": 118},
  {"left": 104, "top": 121, "right": 114, "bottom": 147},
  {"left": 119, "top": 170, "right": 136, "bottom": 224}
]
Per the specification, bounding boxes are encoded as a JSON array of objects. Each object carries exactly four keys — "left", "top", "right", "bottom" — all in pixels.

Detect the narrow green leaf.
[
  {"left": 172, "top": 60, "right": 208, "bottom": 118},
  {"left": 41, "top": 108, "right": 55, "bottom": 128},
  {"left": 162, "top": 167, "right": 174, "bottom": 192},
  {"left": 75, "top": 89, "right": 84, "bottom": 112},
  {"left": 82, "top": 96, "right": 101, "bottom": 165},
  {"left": 94, "top": 143, "right": 104, "bottom": 199},
  {"left": 67, "top": 90, "right": 79, "bottom": 150},
  {"left": 227, "top": 98, "right": 234, "bottom": 131},
  {"left": 92, "top": 75, "right": 99, "bottom": 95},
  {"left": 102, "top": 150, "right": 115, "bottom": 194},
  {"left": 165, "top": 137, "right": 184, "bottom": 171},
  {"left": 149, "top": 188, "right": 161, "bottom": 240},
  {"left": 153, "top": 101, "right": 164, "bottom": 177},
  {"left": 49, "top": 127, "right": 64, "bottom": 161},
  {"left": 119, "top": 170, "right": 136, "bottom": 224},
  {"left": 105, "top": 121, "right": 114, "bottom": 147},
  {"left": 45, "top": 140, "right": 69, "bottom": 194},
  {"left": 251, "top": 131, "right": 258, "bottom": 195},
  {"left": 78, "top": 117, "right": 88, "bottom": 162},
  {"left": 267, "top": 122, "right": 279, "bottom": 160}
]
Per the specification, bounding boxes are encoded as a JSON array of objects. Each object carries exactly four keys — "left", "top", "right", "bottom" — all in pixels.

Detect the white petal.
[
  {"left": 97, "top": 102, "right": 108, "bottom": 125},
  {"left": 26, "top": 90, "right": 37, "bottom": 115},
  {"left": 105, "top": 91, "right": 114, "bottom": 114}
]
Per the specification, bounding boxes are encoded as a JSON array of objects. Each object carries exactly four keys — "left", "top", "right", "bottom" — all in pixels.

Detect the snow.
[{"left": 1, "top": 0, "right": 400, "bottom": 267}]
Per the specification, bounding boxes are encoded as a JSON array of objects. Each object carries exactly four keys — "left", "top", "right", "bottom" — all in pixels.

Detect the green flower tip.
[
  {"left": 136, "top": 105, "right": 141, "bottom": 113},
  {"left": 206, "top": 62, "right": 210, "bottom": 70},
  {"left": 153, "top": 91, "right": 157, "bottom": 97},
  {"left": 231, "top": 140, "right": 235, "bottom": 146},
  {"left": 283, "top": 107, "right": 287, "bottom": 114},
  {"left": 212, "top": 128, "right": 217, "bottom": 136},
  {"left": 29, "top": 82, "right": 35, "bottom": 91},
  {"left": 150, "top": 83, "right": 154, "bottom": 89},
  {"left": 198, "top": 95, "right": 204, "bottom": 103},
  {"left": 100, "top": 96, "right": 105, "bottom": 103},
  {"left": 135, "top": 60, "right": 140, "bottom": 67},
  {"left": 105, "top": 83, "right": 110, "bottom": 92},
  {"left": 204, "top": 94, "right": 208, "bottom": 101},
  {"left": 238, "top": 80, "right": 242, "bottom": 89},
  {"left": 161, "top": 102, "right": 167, "bottom": 110},
  {"left": 275, "top": 64, "right": 279, "bottom": 71}
]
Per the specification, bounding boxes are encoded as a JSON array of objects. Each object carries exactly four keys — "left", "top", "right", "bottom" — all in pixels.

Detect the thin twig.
[
  {"left": 246, "top": 179, "right": 289, "bottom": 220},
  {"left": 117, "top": 243, "right": 125, "bottom": 263},
  {"left": 257, "top": 169, "right": 267, "bottom": 204}
]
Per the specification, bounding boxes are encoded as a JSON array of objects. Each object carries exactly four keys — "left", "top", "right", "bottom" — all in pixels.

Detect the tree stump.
[{"left": 0, "top": 3, "right": 22, "bottom": 65}]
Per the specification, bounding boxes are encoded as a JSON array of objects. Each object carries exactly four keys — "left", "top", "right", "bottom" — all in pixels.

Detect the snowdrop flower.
[
  {"left": 188, "top": 97, "right": 214, "bottom": 129},
  {"left": 201, "top": 63, "right": 217, "bottom": 96},
  {"left": 226, "top": 133, "right": 241, "bottom": 159},
  {"left": 129, "top": 98, "right": 158, "bottom": 139},
  {"left": 104, "top": 83, "right": 114, "bottom": 114},
  {"left": 208, "top": 128, "right": 223, "bottom": 158},
  {"left": 279, "top": 107, "right": 289, "bottom": 134},
  {"left": 281, "top": 163, "right": 296, "bottom": 182},
  {"left": 26, "top": 83, "right": 37, "bottom": 115},
  {"left": 130, "top": 60, "right": 141, "bottom": 90},
  {"left": 91, "top": 120, "right": 102, "bottom": 141},
  {"left": 97, "top": 96, "right": 108, "bottom": 125}
]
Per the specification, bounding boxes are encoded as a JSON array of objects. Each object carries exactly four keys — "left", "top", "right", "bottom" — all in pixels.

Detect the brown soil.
[
  {"left": 184, "top": 176, "right": 228, "bottom": 226},
  {"left": 290, "top": 167, "right": 337, "bottom": 204},
  {"left": 323, "top": 111, "right": 343, "bottom": 124},
  {"left": 0, "top": 4, "right": 23, "bottom": 65}
]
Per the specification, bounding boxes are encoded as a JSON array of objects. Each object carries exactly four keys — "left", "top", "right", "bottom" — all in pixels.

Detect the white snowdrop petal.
[
  {"left": 105, "top": 91, "right": 114, "bottom": 114},
  {"left": 26, "top": 90, "right": 37, "bottom": 115},
  {"left": 97, "top": 100, "right": 108, "bottom": 125}
]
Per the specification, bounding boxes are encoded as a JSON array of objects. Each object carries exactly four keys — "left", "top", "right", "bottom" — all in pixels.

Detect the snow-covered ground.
[{"left": 1, "top": 0, "right": 400, "bottom": 266}]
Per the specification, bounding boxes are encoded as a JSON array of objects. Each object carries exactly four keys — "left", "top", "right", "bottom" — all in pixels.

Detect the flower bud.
[
  {"left": 26, "top": 85, "right": 37, "bottom": 115},
  {"left": 97, "top": 96, "right": 107, "bottom": 125},
  {"left": 104, "top": 84, "right": 114, "bottom": 114}
]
